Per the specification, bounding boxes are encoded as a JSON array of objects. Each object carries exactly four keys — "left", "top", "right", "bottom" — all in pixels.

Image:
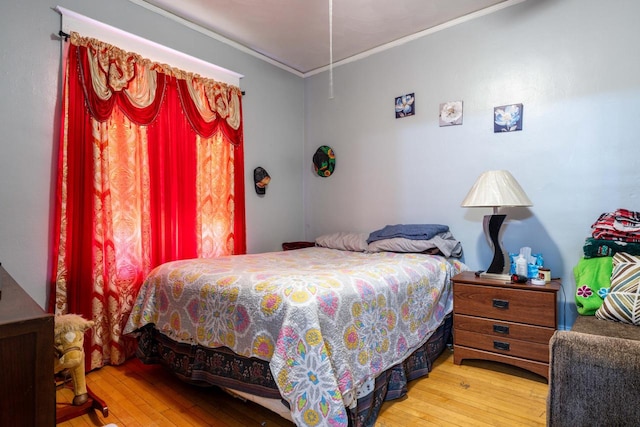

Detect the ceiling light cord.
[{"left": 329, "top": 0, "right": 334, "bottom": 99}]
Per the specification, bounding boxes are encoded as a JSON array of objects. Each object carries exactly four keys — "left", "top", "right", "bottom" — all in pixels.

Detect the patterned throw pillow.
[{"left": 596, "top": 252, "right": 640, "bottom": 325}]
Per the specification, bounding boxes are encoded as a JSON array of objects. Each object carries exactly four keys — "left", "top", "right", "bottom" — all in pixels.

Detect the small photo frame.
[
  {"left": 395, "top": 93, "right": 415, "bottom": 118},
  {"left": 494, "top": 103, "right": 523, "bottom": 132},
  {"left": 439, "top": 101, "right": 463, "bottom": 126}
]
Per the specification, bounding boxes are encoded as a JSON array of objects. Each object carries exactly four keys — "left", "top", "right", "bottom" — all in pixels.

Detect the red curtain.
[{"left": 50, "top": 33, "right": 245, "bottom": 369}]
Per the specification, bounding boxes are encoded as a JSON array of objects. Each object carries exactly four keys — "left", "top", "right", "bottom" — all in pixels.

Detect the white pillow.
[{"left": 315, "top": 232, "right": 369, "bottom": 252}]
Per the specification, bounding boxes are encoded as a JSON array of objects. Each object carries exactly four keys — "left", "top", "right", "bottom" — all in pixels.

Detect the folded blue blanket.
[{"left": 367, "top": 224, "right": 450, "bottom": 243}]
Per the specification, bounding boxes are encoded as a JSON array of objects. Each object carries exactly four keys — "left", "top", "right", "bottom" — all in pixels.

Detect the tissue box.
[{"left": 510, "top": 253, "right": 544, "bottom": 278}]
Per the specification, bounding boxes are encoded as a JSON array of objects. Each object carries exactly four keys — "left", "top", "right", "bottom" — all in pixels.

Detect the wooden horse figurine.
[{"left": 53, "top": 314, "right": 94, "bottom": 406}]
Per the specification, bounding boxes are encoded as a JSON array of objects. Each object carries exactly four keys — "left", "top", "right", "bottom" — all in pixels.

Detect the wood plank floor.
[{"left": 56, "top": 348, "right": 548, "bottom": 426}]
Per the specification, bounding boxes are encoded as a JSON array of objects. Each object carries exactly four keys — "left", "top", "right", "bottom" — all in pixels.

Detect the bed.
[{"left": 124, "top": 230, "right": 467, "bottom": 427}]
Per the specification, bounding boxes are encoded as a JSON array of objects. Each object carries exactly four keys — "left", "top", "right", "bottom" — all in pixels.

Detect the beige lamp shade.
[{"left": 461, "top": 170, "right": 532, "bottom": 209}]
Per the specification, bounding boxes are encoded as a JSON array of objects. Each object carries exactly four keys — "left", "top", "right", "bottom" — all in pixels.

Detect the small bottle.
[{"left": 516, "top": 254, "right": 528, "bottom": 277}]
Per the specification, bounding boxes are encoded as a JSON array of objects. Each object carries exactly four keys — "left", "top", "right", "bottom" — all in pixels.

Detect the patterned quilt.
[{"left": 124, "top": 247, "right": 468, "bottom": 426}]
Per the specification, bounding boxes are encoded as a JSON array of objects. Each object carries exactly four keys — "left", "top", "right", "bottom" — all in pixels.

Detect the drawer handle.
[
  {"left": 492, "top": 299, "right": 509, "bottom": 309},
  {"left": 493, "top": 324, "right": 510, "bottom": 334},
  {"left": 493, "top": 341, "right": 510, "bottom": 351}
]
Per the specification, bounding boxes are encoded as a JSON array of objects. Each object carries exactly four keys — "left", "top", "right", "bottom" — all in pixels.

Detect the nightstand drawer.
[
  {"left": 454, "top": 314, "right": 555, "bottom": 344},
  {"left": 454, "top": 283, "right": 556, "bottom": 327},
  {"left": 454, "top": 329, "right": 550, "bottom": 363}
]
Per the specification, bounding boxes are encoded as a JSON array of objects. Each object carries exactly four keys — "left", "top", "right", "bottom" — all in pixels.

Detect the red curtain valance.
[{"left": 72, "top": 32, "right": 243, "bottom": 143}]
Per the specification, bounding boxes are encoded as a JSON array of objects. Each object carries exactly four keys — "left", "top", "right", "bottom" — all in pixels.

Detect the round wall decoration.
[{"left": 313, "top": 145, "right": 336, "bottom": 177}]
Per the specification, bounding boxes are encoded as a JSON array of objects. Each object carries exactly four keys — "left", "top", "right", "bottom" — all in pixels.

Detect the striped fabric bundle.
[{"left": 596, "top": 252, "right": 640, "bottom": 325}]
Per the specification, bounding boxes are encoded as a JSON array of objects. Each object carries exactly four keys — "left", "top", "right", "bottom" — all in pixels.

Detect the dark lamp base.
[{"left": 483, "top": 213, "right": 511, "bottom": 278}]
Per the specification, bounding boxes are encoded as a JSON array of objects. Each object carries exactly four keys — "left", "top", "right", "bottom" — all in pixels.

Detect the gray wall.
[
  {"left": 304, "top": 0, "right": 640, "bottom": 329},
  {"left": 0, "top": 0, "right": 305, "bottom": 308},
  {"left": 3, "top": 0, "right": 639, "bottom": 329}
]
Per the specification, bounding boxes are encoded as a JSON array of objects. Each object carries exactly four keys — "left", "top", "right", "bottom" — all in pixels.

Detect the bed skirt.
[{"left": 134, "top": 313, "right": 452, "bottom": 426}]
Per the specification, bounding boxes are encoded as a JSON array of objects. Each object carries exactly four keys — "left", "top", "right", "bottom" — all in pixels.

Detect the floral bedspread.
[{"left": 124, "top": 247, "right": 468, "bottom": 426}]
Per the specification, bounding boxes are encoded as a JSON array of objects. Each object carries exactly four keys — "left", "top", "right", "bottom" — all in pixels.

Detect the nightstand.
[
  {"left": 452, "top": 271, "right": 561, "bottom": 380},
  {"left": 282, "top": 241, "right": 315, "bottom": 251}
]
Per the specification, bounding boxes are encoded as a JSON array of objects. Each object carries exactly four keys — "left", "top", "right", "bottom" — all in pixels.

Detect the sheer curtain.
[{"left": 50, "top": 32, "right": 246, "bottom": 369}]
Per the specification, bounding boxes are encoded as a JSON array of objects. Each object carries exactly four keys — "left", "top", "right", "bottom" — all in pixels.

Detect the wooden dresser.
[
  {"left": 0, "top": 265, "right": 55, "bottom": 426},
  {"left": 452, "top": 271, "right": 561, "bottom": 380}
]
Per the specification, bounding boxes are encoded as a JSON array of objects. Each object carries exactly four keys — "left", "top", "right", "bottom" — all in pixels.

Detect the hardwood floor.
[{"left": 56, "top": 348, "right": 548, "bottom": 426}]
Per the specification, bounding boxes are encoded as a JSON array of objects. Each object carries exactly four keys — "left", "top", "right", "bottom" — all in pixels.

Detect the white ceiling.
[{"left": 138, "top": 0, "right": 522, "bottom": 75}]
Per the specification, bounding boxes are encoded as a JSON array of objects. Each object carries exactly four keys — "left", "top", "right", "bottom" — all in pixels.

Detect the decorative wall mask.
[
  {"left": 313, "top": 146, "right": 336, "bottom": 177},
  {"left": 254, "top": 167, "right": 271, "bottom": 194}
]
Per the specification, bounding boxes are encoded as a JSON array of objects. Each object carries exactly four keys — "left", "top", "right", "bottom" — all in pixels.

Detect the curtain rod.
[{"left": 54, "top": 6, "right": 243, "bottom": 88}]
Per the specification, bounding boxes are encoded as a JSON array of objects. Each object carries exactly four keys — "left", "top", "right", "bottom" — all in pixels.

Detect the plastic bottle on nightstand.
[{"left": 515, "top": 254, "right": 528, "bottom": 277}]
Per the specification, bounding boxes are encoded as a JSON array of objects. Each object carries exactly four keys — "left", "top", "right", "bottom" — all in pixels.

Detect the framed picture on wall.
[
  {"left": 439, "top": 101, "right": 463, "bottom": 126},
  {"left": 395, "top": 93, "right": 415, "bottom": 118},
  {"left": 494, "top": 103, "right": 523, "bottom": 132}
]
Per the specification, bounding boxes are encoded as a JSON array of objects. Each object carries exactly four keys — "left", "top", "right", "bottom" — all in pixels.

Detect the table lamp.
[{"left": 461, "top": 170, "right": 532, "bottom": 280}]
